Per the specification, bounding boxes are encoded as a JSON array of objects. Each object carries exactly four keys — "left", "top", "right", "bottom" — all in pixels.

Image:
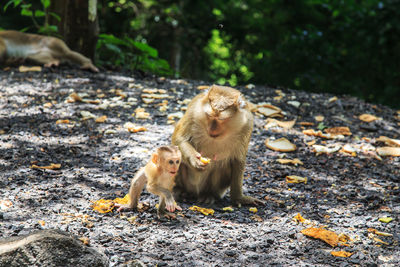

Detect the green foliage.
[
  {"left": 3, "top": 0, "right": 59, "bottom": 35},
  {"left": 96, "top": 34, "right": 172, "bottom": 76}
]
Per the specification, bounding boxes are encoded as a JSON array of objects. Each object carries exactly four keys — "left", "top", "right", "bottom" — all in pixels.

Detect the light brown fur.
[
  {"left": 0, "top": 30, "right": 98, "bottom": 72},
  {"left": 172, "top": 85, "right": 263, "bottom": 206},
  {"left": 115, "top": 146, "right": 182, "bottom": 219}
]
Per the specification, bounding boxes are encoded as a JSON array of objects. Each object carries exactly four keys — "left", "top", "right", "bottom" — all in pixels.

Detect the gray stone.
[{"left": 0, "top": 229, "right": 109, "bottom": 267}]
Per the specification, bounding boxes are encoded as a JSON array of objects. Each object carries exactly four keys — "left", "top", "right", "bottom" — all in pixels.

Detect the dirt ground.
[{"left": 0, "top": 66, "right": 399, "bottom": 266}]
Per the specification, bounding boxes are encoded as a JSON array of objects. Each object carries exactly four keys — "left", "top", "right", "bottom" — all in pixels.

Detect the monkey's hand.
[
  {"left": 165, "top": 198, "right": 182, "bottom": 212},
  {"left": 114, "top": 202, "right": 136, "bottom": 212},
  {"left": 232, "top": 195, "right": 265, "bottom": 207},
  {"left": 188, "top": 151, "right": 208, "bottom": 170}
]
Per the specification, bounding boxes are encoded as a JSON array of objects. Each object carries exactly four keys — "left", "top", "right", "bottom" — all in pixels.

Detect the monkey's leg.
[
  {"left": 26, "top": 51, "right": 59, "bottom": 67},
  {"left": 115, "top": 169, "right": 147, "bottom": 212},
  {"left": 230, "top": 159, "right": 264, "bottom": 206},
  {"left": 50, "top": 40, "right": 99, "bottom": 72},
  {"left": 0, "top": 38, "right": 6, "bottom": 63}
]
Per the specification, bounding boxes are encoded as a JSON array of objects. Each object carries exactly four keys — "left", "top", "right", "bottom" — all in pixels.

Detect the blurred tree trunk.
[{"left": 49, "top": 0, "right": 99, "bottom": 60}]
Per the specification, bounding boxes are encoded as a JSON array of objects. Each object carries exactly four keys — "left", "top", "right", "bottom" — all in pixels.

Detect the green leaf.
[
  {"left": 379, "top": 217, "right": 393, "bottom": 223},
  {"left": 4, "top": 0, "right": 22, "bottom": 11},
  {"left": 41, "top": 0, "right": 51, "bottom": 9},
  {"left": 34, "top": 10, "right": 46, "bottom": 17},
  {"left": 317, "top": 122, "right": 326, "bottom": 131},
  {"left": 21, "top": 9, "right": 33, "bottom": 17}
]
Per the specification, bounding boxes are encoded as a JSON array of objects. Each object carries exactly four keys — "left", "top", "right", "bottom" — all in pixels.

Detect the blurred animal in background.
[{"left": 0, "top": 30, "right": 98, "bottom": 72}]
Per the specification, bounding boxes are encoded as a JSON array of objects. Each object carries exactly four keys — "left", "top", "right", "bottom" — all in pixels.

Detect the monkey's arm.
[
  {"left": 230, "top": 158, "right": 264, "bottom": 206},
  {"left": 147, "top": 184, "right": 181, "bottom": 213},
  {"left": 178, "top": 140, "right": 207, "bottom": 170},
  {"left": 115, "top": 168, "right": 147, "bottom": 212}
]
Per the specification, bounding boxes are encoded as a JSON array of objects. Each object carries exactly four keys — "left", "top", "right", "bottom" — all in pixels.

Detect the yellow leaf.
[
  {"left": 56, "top": 119, "right": 71, "bottom": 124},
  {"left": 222, "top": 206, "right": 234, "bottom": 212},
  {"left": 249, "top": 207, "right": 258, "bottom": 213},
  {"left": 367, "top": 228, "right": 393, "bottom": 237},
  {"left": 276, "top": 158, "right": 303, "bottom": 165},
  {"left": 31, "top": 163, "right": 61, "bottom": 170},
  {"left": 19, "top": 65, "right": 42, "bottom": 72},
  {"left": 38, "top": 220, "right": 46, "bottom": 226},
  {"left": 379, "top": 217, "right": 393, "bottom": 223},
  {"left": 301, "top": 227, "right": 339, "bottom": 247},
  {"left": 359, "top": 114, "right": 379, "bottom": 122},
  {"left": 286, "top": 175, "right": 307, "bottom": 184},
  {"left": 114, "top": 194, "right": 130, "bottom": 205},
  {"left": 373, "top": 237, "right": 389, "bottom": 245},
  {"left": 189, "top": 206, "right": 214, "bottom": 216},
  {"left": 95, "top": 115, "right": 107, "bottom": 123},
  {"left": 92, "top": 199, "right": 114, "bottom": 214},
  {"left": 331, "top": 251, "right": 353, "bottom": 257},
  {"left": 293, "top": 213, "right": 306, "bottom": 223},
  {"left": 200, "top": 157, "right": 211, "bottom": 164}
]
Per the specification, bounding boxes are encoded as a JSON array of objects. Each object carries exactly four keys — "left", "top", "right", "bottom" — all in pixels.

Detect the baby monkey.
[{"left": 115, "top": 146, "right": 182, "bottom": 219}]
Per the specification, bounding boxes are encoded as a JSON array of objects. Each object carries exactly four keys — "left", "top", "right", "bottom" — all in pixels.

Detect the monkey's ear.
[
  {"left": 237, "top": 94, "right": 247, "bottom": 109},
  {"left": 151, "top": 153, "right": 158, "bottom": 164}
]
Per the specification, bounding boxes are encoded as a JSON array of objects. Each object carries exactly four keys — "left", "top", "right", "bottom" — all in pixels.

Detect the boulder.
[{"left": 0, "top": 229, "right": 109, "bottom": 267}]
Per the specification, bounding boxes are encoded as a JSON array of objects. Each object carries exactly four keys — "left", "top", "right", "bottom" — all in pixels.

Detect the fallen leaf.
[
  {"left": 376, "top": 147, "right": 400, "bottom": 157},
  {"left": 79, "top": 237, "right": 90, "bottom": 246},
  {"left": 189, "top": 206, "right": 215, "bottom": 216},
  {"left": 43, "top": 102, "right": 53, "bottom": 108},
  {"left": 256, "top": 104, "right": 282, "bottom": 117},
  {"left": 331, "top": 251, "right": 353, "bottom": 257},
  {"left": 38, "top": 220, "right": 46, "bottom": 226},
  {"left": 325, "top": 127, "right": 352, "bottom": 136},
  {"left": 249, "top": 207, "right": 258, "bottom": 213},
  {"left": 359, "top": 114, "right": 379, "bottom": 122},
  {"left": 0, "top": 199, "right": 13, "bottom": 210},
  {"left": 222, "top": 206, "right": 234, "bottom": 212},
  {"left": 197, "top": 85, "right": 210, "bottom": 90},
  {"left": 56, "top": 119, "right": 71, "bottom": 124},
  {"left": 286, "top": 175, "right": 307, "bottom": 184},
  {"left": 373, "top": 237, "right": 389, "bottom": 245},
  {"left": 293, "top": 213, "right": 306, "bottom": 223},
  {"left": 141, "top": 93, "right": 170, "bottom": 99},
  {"left": 301, "top": 227, "right": 339, "bottom": 247},
  {"left": 376, "top": 136, "right": 400, "bottom": 147},
  {"left": 80, "top": 111, "right": 96, "bottom": 120},
  {"left": 167, "top": 112, "right": 183, "bottom": 121},
  {"left": 95, "top": 115, "right": 107, "bottom": 123},
  {"left": 92, "top": 199, "right": 114, "bottom": 213},
  {"left": 276, "top": 158, "right": 303, "bottom": 165},
  {"left": 265, "top": 137, "right": 296, "bottom": 152},
  {"left": 68, "top": 92, "right": 83, "bottom": 102},
  {"left": 134, "top": 107, "right": 150, "bottom": 119},
  {"left": 379, "top": 217, "right": 393, "bottom": 223},
  {"left": 328, "top": 96, "right": 338, "bottom": 103},
  {"left": 251, "top": 215, "right": 263, "bottom": 222},
  {"left": 19, "top": 65, "right": 42, "bottom": 72},
  {"left": 303, "top": 129, "right": 343, "bottom": 139},
  {"left": 264, "top": 119, "right": 296, "bottom": 130},
  {"left": 367, "top": 228, "right": 393, "bottom": 237},
  {"left": 299, "top": 122, "right": 314, "bottom": 126},
  {"left": 313, "top": 144, "right": 341, "bottom": 154},
  {"left": 315, "top": 115, "right": 324, "bottom": 122},
  {"left": 123, "top": 122, "right": 147, "bottom": 133},
  {"left": 287, "top": 101, "right": 301, "bottom": 108},
  {"left": 31, "top": 163, "right": 61, "bottom": 170}
]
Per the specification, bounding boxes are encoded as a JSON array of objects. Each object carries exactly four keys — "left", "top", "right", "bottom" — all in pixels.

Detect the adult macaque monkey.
[
  {"left": 115, "top": 146, "right": 182, "bottom": 219},
  {"left": 172, "top": 85, "right": 263, "bottom": 206},
  {"left": 0, "top": 30, "right": 99, "bottom": 72}
]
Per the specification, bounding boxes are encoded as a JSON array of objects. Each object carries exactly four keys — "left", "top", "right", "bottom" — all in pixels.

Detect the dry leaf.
[
  {"left": 43, "top": 102, "right": 53, "bottom": 108},
  {"left": 197, "top": 85, "right": 210, "bottom": 90},
  {"left": 341, "top": 144, "right": 357, "bottom": 155},
  {"left": 68, "top": 92, "right": 83, "bottom": 102},
  {"left": 325, "top": 127, "right": 352, "bottom": 136},
  {"left": 189, "top": 206, "right": 215, "bottom": 216},
  {"left": 256, "top": 105, "right": 282, "bottom": 117},
  {"left": 134, "top": 107, "right": 150, "bottom": 119},
  {"left": 167, "top": 112, "right": 183, "bottom": 121},
  {"left": 276, "top": 158, "right": 303, "bottom": 165},
  {"left": 286, "top": 175, "right": 307, "bottom": 184},
  {"left": 264, "top": 119, "right": 296, "bottom": 130},
  {"left": 38, "top": 220, "right": 46, "bottom": 226},
  {"left": 359, "top": 114, "right": 379, "bottom": 122},
  {"left": 315, "top": 115, "right": 324, "bottom": 122},
  {"left": 141, "top": 93, "right": 170, "bottom": 99},
  {"left": 115, "top": 89, "right": 127, "bottom": 98},
  {"left": 251, "top": 215, "right": 263, "bottom": 222},
  {"left": 79, "top": 237, "right": 90, "bottom": 246},
  {"left": 331, "top": 251, "right": 353, "bottom": 257},
  {"left": 299, "top": 122, "right": 314, "bottom": 126},
  {"left": 265, "top": 138, "right": 296, "bottom": 152},
  {"left": 56, "top": 119, "right": 71, "bottom": 124},
  {"left": 373, "top": 237, "right": 389, "bottom": 245},
  {"left": 376, "top": 147, "right": 400, "bottom": 157},
  {"left": 301, "top": 227, "right": 339, "bottom": 247},
  {"left": 293, "top": 213, "right": 306, "bottom": 223},
  {"left": 303, "top": 129, "right": 343, "bottom": 139},
  {"left": 92, "top": 199, "right": 114, "bottom": 213},
  {"left": 31, "top": 163, "right": 61, "bottom": 170},
  {"left": 367, "top": 228, "right": 393, "bottom": 237},
  {"left": 123, "top": 122, "right": 147, "bottom": 133},
  {"left": 95, "top": 115, "right": 107, "bottom": 123},
  {"left": 328, "top": 96, "right": 338, "bottom": 103},
  {"left": 376, "top": 136, "right": 400, "bottom": 147},
  {"left": 313, "top": 144, "right": 341, "bottom": 154},
  {"left": 80, "top": 111, "right": 96, "bottom": 120},
  {"left": 19, "top": 65, "right": 42, "bottom": 72},
  {"left": 0, "top": 199, "right": 13, "bottom": 210}
]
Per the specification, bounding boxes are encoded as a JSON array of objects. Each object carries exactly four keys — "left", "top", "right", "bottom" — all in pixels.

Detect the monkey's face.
[
  {"left": 162, "top": 151, "right": 182, "bottom": 176},
  {"left": 203, "top": 103, "right": 236, "bottom": 138}
]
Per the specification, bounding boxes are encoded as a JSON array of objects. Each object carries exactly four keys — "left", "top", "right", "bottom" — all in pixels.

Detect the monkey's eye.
[
  {"left": 168, "top": 160, "right": 174, "bottom": 164},
  {"left": 176, "top": 160, "right": 180, "bottom": 164}
]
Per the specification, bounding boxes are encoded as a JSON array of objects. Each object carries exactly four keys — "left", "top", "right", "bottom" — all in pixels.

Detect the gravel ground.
[{"left": 0, "top": 67, "right": 399, "bottom": 266}]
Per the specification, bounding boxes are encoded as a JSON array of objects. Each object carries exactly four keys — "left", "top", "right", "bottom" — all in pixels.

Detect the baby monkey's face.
[{"left": 163, "top": 151, "right": 181, "bottom": 176}]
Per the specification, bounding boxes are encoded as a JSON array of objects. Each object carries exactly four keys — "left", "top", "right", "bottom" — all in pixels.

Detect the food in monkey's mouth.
[{"left": 200, "top": 156, "right": 211, "bottom": 164}]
